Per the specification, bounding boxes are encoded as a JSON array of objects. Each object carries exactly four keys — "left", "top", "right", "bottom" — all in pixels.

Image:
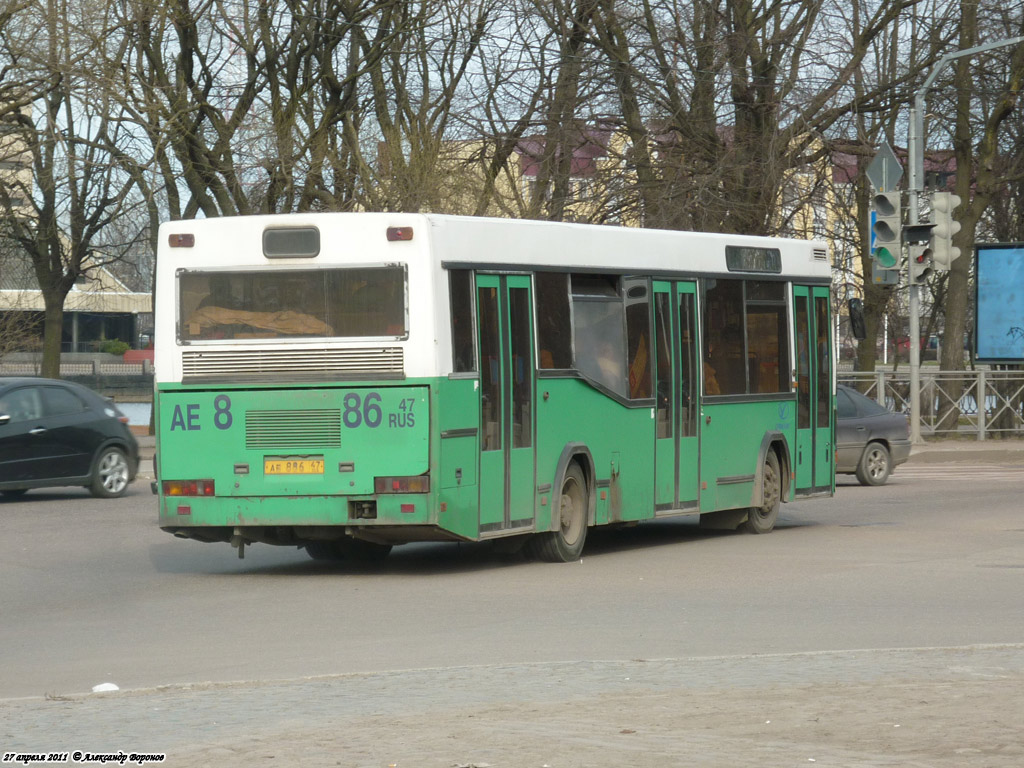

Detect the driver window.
[{"left": 0, "top": 388, "right": 43, "bottom": 423}]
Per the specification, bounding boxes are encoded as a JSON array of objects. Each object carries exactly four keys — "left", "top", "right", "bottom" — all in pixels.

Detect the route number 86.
[{"left": 343, "top": 391, "right": 382, "bottom": 428}]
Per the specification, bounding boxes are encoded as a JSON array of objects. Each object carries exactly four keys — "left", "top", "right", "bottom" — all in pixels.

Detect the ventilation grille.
[
  {"left": 246, "top": 409, "right": 341, "bottom": 449},
  {"left": 813, "top": 247, "right": 828, "bottom": 261},
  {"left": 182, "top": 347, "right": 404, "bottom": 380}
]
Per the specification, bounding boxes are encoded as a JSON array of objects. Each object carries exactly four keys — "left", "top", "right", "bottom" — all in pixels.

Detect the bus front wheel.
[
  {"left": 743, "top": 450, "right": 780, "bottom": 534},
  {"left": 530, "top": 463, "right": 588, "bottom": 562}
]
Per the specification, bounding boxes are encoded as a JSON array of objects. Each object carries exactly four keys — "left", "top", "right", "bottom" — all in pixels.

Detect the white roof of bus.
[{"left": 159, "top": 213, "right": 832, "bottom": 280}]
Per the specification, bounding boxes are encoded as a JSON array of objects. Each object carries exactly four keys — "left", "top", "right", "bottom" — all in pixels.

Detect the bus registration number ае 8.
[{"left": 264, "top": 456, "right": 325, "bottom": 475}]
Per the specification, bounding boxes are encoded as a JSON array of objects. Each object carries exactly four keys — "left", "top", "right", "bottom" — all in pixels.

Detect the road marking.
[{"left": 893, "top": 464, "right": 1024, "bottom": 480}]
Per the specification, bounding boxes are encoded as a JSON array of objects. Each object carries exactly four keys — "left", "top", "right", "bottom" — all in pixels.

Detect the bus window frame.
[
  {"left": 700, "top": 275, "right": 794, "bottom": 401},
  {"left": 448, "top": 268, "right": 478, "bottom": 377},
  {"left": 175, "top": 263, "right": 410, "bottom": 346}
]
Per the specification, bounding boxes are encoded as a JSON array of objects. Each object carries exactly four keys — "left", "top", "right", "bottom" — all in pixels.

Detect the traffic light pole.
[
  {"left": 907, "top": 91, "right": 925, "bottom": 443},
  {"left": 906, "top": 35, "right": 1024, "bottom": 444}
]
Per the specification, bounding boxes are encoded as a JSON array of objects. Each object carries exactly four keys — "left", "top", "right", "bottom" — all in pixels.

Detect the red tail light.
[
  {"left": 386, "top": 226, "right": 414, "bottom": 241},
  {"left": 162, "top": 479, "right": 215, "bottom": 496},
  {"left": 374, "top": 475, "right": 430, "bottom": 493}
]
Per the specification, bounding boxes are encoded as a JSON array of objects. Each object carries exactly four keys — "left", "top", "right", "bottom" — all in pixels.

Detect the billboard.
[{"left": 975, "top": 243, "right": 1024, "bottom": 363}]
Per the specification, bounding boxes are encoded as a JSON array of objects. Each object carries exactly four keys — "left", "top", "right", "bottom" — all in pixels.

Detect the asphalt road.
[{"left": 2, "top": 445, "right": 1023, "bottom": 701}]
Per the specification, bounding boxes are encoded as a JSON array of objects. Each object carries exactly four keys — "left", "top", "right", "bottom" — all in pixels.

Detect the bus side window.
[
  {"left": 745, "top": 281, "right": 789, "bottom": 394},
  {"left": 703, "top": 279, "right": 746, "bottom": 395},
  {"left": 450, "top": 270, "right": 476, "bottom": 373},
  {"left": 571, "top": 274, "right": 627, "bottom": 396},
  {"left": 535, "top": 272, "right": 572, "bottom": 369},
  {"left": 625, "top": 280, "right": 651, "bottom": 399}
]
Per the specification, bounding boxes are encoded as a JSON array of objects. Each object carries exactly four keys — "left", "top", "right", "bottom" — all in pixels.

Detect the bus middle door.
[
  {"left": 793, "top": 285, "right": 834, "bottom": 494},
  {"left": 475, "top": 274, "right": 536, "bottom": 534},
  {"left": 653, "top": 281, "right": 700, "bottom": 512}
]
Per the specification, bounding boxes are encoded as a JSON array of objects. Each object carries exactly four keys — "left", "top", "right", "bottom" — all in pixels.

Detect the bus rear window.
[{"left": 178, "top": 267, "right": 406, "bottom": 342}]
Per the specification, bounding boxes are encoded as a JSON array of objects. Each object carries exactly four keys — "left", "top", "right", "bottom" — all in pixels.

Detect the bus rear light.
[
  {"left": 374, "top": 475, "right": 430, "bottom": 493},
  {"left": 386, "top": 226, "right": 414, "bottom": 242},
  {"left": 162, "top": 479, "right": 216, "bottom": 497},
  {"left": 177, "top": 505, "right": 191, "bottom": 515},
  {"left": 168, "top": 233, "right": 195, "bottom": 248}
]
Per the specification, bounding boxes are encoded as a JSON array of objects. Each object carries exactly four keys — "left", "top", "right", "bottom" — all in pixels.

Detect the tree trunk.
[{"left": 40, "top": 290, "right": 64, "bottom": 379}]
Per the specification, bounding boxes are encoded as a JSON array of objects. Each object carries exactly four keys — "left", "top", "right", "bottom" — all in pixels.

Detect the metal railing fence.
[
  {"left": 0, "top": 360, "right": 153, "bottom": 376},
  {"left": 838, "top": 369, "right": 1024, "bottom": 440}
]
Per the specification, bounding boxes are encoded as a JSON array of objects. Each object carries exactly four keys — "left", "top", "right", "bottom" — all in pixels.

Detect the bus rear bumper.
[
  {"left": 157, "top": 493, "right": 466, "bottom": 545},
  {"left": 160, "top": 523, "right": 469, "bottom": 546}
]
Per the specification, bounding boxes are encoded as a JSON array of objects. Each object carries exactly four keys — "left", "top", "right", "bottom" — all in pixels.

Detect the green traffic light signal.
[
  {"left": 873, "top": 246, "right": 898, "bottom": 268},
  {"left": 871, "top": 190, "right": 902, "bottom": 270}
]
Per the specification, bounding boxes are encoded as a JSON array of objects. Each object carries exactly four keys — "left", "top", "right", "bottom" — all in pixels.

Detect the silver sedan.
[{"left": 836, "top": 384, "right": 911, "bottom": 486}]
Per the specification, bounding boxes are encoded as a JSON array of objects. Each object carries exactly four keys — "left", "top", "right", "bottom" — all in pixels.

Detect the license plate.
[{"left": 264, "top": 457, "right": 325, "bottom": 475}]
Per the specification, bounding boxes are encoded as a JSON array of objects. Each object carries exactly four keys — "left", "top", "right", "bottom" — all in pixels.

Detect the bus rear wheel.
[
  {"left": 530, "top": 463, "right": 588, "bottom": 562},
  {"left": 305, "top": 537, "right": 392, "bottom": 562},
  {"left": 743, "top": 450, "right": 780, "bottom": 534}
]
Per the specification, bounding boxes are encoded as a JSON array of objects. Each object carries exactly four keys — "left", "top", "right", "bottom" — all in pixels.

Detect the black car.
[
  {"left": 0, "top": 377, "right": 139, "bottom": 498},
  {"left": 836, "top": 383, "right": 911, "bottom": 486}
]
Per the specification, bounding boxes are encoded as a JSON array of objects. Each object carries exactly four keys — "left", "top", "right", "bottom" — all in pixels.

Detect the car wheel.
[
  {"left": 90, "top": 446, "right": 131, "bottom": 498},
  {"left": 855, "top": 441, "right": 891, "bottom": 486}
]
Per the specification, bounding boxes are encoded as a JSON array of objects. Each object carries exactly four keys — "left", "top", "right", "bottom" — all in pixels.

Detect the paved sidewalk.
[
  {"left": 3, "top": 645, "right": 1023, "bottom": 767},
  {"left": 908, "top": 437, "right": 1024, "bottom": 463}
]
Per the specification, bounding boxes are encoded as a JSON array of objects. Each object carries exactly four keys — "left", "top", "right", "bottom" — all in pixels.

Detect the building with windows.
[
  {"left": 1, "top": 105, "right": 152, "bottom": 356},
  {"left": 0, "top": 245, "right": 152, "bottom": 354}
]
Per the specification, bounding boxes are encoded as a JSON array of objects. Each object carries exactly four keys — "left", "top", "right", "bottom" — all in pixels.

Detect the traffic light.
[
  {"left": 930, "top": 191, "right": 962, "bottom": 271},
  {"left": 870, "top": 191, "right": 902, "bottom": 269},
  {"left": 909, "top": 244, "right": 933, "bottom": 285}
]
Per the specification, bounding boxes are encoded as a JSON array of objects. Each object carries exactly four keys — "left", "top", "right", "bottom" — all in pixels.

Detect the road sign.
[{"left": 867, "top": 143, "right": 903, "bottom": 192}]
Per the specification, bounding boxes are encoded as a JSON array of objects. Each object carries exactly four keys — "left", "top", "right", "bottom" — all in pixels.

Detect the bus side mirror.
[{"left": 848, "top": 298, "right": 867, "bottom": 341}]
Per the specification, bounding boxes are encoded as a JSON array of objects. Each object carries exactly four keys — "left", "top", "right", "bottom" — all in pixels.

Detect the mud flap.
[{"left": 698, "top": 508, "right": 749, "bottom": 531}]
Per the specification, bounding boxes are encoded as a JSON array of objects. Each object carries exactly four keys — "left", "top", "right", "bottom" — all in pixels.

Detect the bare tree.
[
  {"left": 0, "top": 0, "right": 146, "bottom": 377},
  {"left": 932, "top": 3, "right": 1024, "bottom": 372}
]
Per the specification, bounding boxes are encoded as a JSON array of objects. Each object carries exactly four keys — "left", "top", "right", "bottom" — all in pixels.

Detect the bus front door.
[
  {"left": 475, "top": 274, "right": 536, "bottom": 534},
  {"left": 653, "top": 281, "right": 700, "bottom": 513},
  {"left": 793, "top": 285, "right": 834, "bottom": 494}
]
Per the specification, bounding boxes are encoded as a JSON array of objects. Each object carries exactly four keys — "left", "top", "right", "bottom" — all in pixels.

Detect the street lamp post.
[{"left": 906, "top": 36, "right": 1024, "bottom": 444}]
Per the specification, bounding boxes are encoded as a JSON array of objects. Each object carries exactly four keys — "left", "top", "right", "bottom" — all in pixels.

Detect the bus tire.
[
  {"left": 336, "top": 537, "right": 392, "bottom": 562},
  {"left": 305, "top": 541, "right": 343, "bottom": 561},
  {"left": 89, "top": 446, "right": 131, "bottom": 498},
  {"left": 305, "top": 539, "right": 392, "bottom": 562},
  {"left": 743, "top": 450, "right": 780, "bottom": 534},
  {"left": 530, "top": 462, "right": 588, "bottom": 562}
]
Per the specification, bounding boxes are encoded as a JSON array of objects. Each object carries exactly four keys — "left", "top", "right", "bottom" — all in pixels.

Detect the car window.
[
  {"left": 836, "top": 388, "right": 858, "bottom": 419},
  {"left": 842, "top": 386, "right": 890, "bottom": 416},
  {"left": 42, "top": 386, "right": 87, "bottom": 416},
  {"left": 0, "top": 387, "right": 43, "bottom": 423}
]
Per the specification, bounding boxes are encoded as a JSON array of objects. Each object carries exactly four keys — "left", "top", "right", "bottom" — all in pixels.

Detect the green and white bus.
[{"left": 155, "top": 213, "right": 834, "bottom": 561}]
